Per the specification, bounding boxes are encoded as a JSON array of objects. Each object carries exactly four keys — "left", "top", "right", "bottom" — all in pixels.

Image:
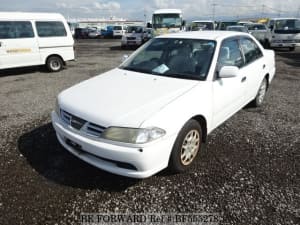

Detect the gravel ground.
[{"left": 0, "top": 39, "right": 299, "bottom": 225}]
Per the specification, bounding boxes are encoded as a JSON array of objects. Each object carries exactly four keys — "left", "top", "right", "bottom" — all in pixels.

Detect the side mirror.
[
  {"left": 219, "top": 66, "right": 239, "bottom": 78},
  {"left": 182, "top": 20, "right": 186, "bottom": 27}
]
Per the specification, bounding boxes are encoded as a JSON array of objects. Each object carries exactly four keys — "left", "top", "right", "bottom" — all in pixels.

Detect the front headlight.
[{"left": 102, "top": 127, "right": 166, "bottom": 144}]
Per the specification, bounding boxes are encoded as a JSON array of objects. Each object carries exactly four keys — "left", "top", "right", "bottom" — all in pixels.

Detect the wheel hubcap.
[
  {"left": 51, "top": 60, "right": 60, "bottom": 70},
  {"left": 180, "top": 129, "right": 200, "bottom": 166},
  {"left": 258, "top": 80, "right": 267, "bottom": 104}
]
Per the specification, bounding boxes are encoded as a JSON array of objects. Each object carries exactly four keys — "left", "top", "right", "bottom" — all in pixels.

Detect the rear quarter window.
[{"left": 36, "top": 21, "right": 67, "bottom": 37}]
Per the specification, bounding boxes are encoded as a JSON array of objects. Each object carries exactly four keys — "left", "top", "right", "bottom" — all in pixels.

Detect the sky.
[{"left": 1, "top": 0, "right": 300, "bottom": 21}]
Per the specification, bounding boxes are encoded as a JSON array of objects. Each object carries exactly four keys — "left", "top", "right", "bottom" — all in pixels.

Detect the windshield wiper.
[
  {"left": 121, "top": 66, "right": 152, "bottom": 74},
  {"left": 164, "top": 72, "right": 204, "bottom": 80}
]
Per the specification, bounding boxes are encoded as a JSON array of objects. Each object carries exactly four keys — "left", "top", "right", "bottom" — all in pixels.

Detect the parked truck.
[
  {"left": 267, "top": 18, "right": 300, "bottom": 51},
  {"left": 245, "top": 23, "right": 271, "bottom": 48},
  {"left": 151, "top": 9, "right": 185, "bottom": 36}
]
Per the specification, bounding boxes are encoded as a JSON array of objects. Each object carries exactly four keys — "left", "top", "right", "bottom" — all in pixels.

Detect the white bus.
[
  {"left": 0, "top": 12, "right": 75, "bottom": 72},
  {"left": 268, "top": 18, "right": 300, "bottom": 51},
  {"left": 152, "top": 9, "right": 184, "bottom": 36}
]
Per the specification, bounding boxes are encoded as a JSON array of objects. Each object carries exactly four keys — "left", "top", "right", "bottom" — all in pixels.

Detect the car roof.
[
  {"left": 270, "top": 17, "right": 300, "bottom": 20},
  {"left": 0, "top": 12, "right": 65, "bottom": 20},
  {"left": 192, "top": 20, "right": 214, "bottom": 23},
  {"left": 153, "top": 9, "right": 182, "bottom": 14},
  {"left": 156, "top": 31, "right": 250, "bottom": 41},
  {"left": 227, "top": 25, "right": 246, "bottom": 28}
]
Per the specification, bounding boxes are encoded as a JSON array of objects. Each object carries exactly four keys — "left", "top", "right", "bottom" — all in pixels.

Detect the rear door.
[
  {"left": 239, "top": 37, "right": 266, "bottom": 102},
  {"left": 0, "top": 21, "right": 40, "bottom": 69}
]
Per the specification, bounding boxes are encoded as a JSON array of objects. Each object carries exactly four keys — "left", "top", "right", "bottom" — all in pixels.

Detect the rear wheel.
[
  {"left": 252, "top": 78, "right": 268, "bottom": 107},
  {"left": 46, "top": 56, "right": 63, "bottom": 72},
  {"left": 169, "top": 119, "right": 202, "bottom": 173}
]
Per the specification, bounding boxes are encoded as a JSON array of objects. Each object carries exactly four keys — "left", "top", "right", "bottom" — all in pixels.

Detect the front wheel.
[
  {"left": 264, "top": 40, "right": 270, "bottom": 49},
  {"left": 169, "top": 119, "right": 202, "bottom": 173},
  {"left": 251, "top": 78, "right": 268, "bottom": 107},
  {"left": 46, "top": 56, "right": 63, "bottom": 72}
]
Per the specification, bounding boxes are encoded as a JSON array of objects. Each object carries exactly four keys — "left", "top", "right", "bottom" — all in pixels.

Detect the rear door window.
[
  {"left": 240, "top": 37, "right": 263, "bottom": 65},
  {"left": 36, "top": 21, "right": 67, "bottom": 37}
]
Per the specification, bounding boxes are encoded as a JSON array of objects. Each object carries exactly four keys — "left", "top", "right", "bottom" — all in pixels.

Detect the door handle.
[
  {"left": 241, "top": 77, "right": 247, "bottom": 82},
  {"left": 263, "top": 64, "right": 266, "bottom": 69}
]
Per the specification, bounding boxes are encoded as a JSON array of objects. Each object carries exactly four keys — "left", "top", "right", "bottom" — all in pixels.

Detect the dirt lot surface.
[{"left": 0, "top": 39, "right": 299, "bottom": 225}]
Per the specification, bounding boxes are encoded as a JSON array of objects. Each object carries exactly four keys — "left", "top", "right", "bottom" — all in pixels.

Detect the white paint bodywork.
[
  {"left": 0, "top": 12, "right": 74, "bottom": 70},
  {"left": 52, "top": 31, "right": 276, "bottom": 178}
]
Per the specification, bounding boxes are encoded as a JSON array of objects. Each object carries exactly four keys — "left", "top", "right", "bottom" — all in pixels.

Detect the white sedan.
[{"left": 51, "top": 31, "right": 276, "bottom": 178}]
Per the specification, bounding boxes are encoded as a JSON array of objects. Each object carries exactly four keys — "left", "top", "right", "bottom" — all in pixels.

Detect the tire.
[
  {"left": 264, "top": 40, "right": 270, "bottom": 49},
  {"left": 251, "top": 78, "right": 268, "bottom": 107},
  {"left": 46, "top": 56, "right": 63, "bottom": 72},
  {"left": 169, "top": 119, "right": 202, "bottom": 173}
]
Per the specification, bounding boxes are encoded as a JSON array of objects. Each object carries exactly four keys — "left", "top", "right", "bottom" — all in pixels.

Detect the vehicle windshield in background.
[
  {"left": 274, "top": 19, "right": 300, "bottom": 34},
  {"left": 247, "top": 24, "right": 266, "bottom": 30},
  {"left": 227, "top": 26, "right": 248, "bottom": 32},
  {"left": 152, "top": 14, "right": 182, "bottom": 29},
  {"left": 191, "top": 22, "right": 214, "bottom": 31},
  {"left": 126, "top": 26, "right": 143, "bottom": 33},
  {"left": 120, "top": 38, "right": 216, "bottom": 80},
  {"left": 113, "top": 26, "right": 122, "bottom": 30},
  {"left": 217, "top": 21, "right": 238, "bottom": 30}
]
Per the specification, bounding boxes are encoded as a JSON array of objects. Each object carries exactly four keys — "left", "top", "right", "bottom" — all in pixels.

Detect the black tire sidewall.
[{"left": 169, "top": 119, "right": 202, "bottom": 173}]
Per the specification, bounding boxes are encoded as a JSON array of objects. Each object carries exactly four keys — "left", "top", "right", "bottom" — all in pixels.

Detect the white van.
[
  {"left": 0, "top": 12, "right": 75, "bottom": 72},
  {"left": 112, "top": 25, "right": 126, "bottom": 38}
]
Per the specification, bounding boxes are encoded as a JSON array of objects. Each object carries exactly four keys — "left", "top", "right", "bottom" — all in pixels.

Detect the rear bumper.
[{"left": 51, "top": 111, "right": 175, "bottom": 178}]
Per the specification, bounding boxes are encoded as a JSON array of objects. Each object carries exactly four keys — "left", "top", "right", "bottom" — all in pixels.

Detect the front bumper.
[
  {"left": 121, "top": 39, "right": 142, "bottom": 46},
  {"left": 51, "top": 111, "right": 176, "bottom": 178},
  {"left": 270, "top": 41, "right": 300, "bottom": 48}
]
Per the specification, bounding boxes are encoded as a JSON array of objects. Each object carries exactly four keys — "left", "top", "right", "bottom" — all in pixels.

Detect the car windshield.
[
  {"left": 247, "top": 24, "right": 266, "bottom": 30},
  {"left": 114, "top": 26, "right": 122, "bottom": 30},
  {"left": 119, "top": 38, "right": 216, "bottom": 80},
  {"left": 127, "top": 26, "right": 143, "bottom": 33},
  {"left": 227, "top": 26, "right": 247, "bottom": 32},
  {"left": 153, "top": 14, "right": 182, "bottom": 29},
  {"left": 274, "top": 19, "right": 300, "bottom": 33},
  {"left": 191, "top": 22, "right": 214, "bottom": 31}
]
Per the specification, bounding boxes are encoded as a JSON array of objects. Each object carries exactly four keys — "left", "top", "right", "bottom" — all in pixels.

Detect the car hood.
[{"left": 59, "top": 68, "right": 198, "bottom": 128}]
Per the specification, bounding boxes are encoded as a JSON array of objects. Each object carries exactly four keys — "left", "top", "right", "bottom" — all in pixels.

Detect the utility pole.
[
  {"left": 144, "top": 8, "right": 147, "bottom": 26},
  {"left": 212, "top": 3, "right": 217, "bottom": 22},
  {"left": 261, "top": 4, "right": 265, "bottom": 18}
]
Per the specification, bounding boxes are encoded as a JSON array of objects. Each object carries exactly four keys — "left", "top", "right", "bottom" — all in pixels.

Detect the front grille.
[
  {"left": 60, "top": 110, "right": 105, "bottom": 137},
  {"left": 127, "top": 37, "right": 136, "bottom": 40},
  {"left": 86, "top": 122, "right": 105, "bottom": 137}
]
